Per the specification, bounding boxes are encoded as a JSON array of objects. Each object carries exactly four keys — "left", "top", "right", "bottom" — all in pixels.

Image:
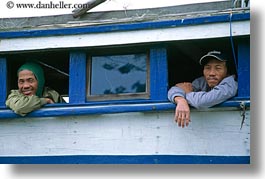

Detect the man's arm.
[
  {"left": 168, "top": 83, "right": 192, "bottom": 128},
  {"left": 174, "top": 96, "right": 191, "bottom": 128},
  {"left": 168, "top": 85, "right": 186, "bottom": 104},
  {"left": 5, "top": 90, "right": 49, "bottom": 116},
  {"left": 42, "top": 87, "right": 61, "bottom": 103},
  {"left": 186, "top": 75, "right": 238, "bottom": 109}
]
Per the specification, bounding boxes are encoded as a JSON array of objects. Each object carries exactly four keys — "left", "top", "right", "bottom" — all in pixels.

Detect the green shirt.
[{"left": 6, "top": 87, "right": 61, "bottom": 116}]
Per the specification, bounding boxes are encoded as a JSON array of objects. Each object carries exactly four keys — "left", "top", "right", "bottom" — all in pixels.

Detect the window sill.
[{"left": 0, "top": 99, "right": 250, "bottom": 119}]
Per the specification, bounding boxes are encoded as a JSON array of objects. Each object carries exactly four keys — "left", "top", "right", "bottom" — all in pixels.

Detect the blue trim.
[
  {"left": 237, "top": 40, "right": 250, "bottom": 97},
  {"left": 0, "top": 57, "right": 7, "bottom": 106},
  {"left": 0, "top": 100, "right": 250, "bottom": 119},
  {"left": 150, "top": 47, "right": 168, "bottom": 100},
  {"left": 0, "top": 155, "right": 250, "bottom": 164},
  {"left": 69, "top": 51, "right": 87, "bottom": 103},
  {"left": 0, "top": 13, "right": 250, "bottom": 39},
  {"left": 229, "top": 12, "right": 238, "bottom": 74}
]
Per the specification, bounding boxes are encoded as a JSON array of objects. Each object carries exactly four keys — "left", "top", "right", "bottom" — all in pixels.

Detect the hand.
[
  {"left": 174, "top": 97, "right": 191, "bottom": 128},
  {"left": 176, "top": 82, "right": 193, "bottom": 93},
  {"left": 45, "top": 98, "right": 54, "bottom": 104}
]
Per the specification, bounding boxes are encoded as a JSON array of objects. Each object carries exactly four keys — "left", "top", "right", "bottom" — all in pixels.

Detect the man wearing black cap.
[{"left": 168, "top": 51, "right": 238, "bottom": 128}]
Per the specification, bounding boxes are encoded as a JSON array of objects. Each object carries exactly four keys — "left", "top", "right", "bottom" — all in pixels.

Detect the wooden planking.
[
  {"left": 0, "top": 13, "right": 250, "bottom": 39},
  {"left": 72, "top": 0, "right": 107, "bottom": 18},
  {"left": 0, "top": 110, "right": 250, "bottom": 156},
  {"left": 0, "top": 1, "right": 233, "bottom": 31}
]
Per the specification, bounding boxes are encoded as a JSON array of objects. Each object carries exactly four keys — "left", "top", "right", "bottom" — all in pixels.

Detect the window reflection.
[{"left": 90, "top": 54, "right": 147, "bottom": 96}]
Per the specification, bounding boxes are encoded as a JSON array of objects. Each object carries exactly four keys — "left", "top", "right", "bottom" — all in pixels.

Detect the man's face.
[
  {"left": 18, "top": 70, "right": 38, "bottom": 96},
  {"left": 203, "top": 59, "right": 228, "bottom": 88}
]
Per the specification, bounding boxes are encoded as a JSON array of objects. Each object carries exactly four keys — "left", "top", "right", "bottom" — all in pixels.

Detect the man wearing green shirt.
[{"left": 6, "top": 62, "right": 61, "bottom": 116}]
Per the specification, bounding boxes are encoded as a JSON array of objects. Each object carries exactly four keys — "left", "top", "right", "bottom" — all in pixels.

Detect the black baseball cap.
[{"left": 199, "top": 51, "right": 227, "bottom": 65}]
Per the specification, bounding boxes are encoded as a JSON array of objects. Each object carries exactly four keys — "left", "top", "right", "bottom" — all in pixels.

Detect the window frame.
[
  {"left": 86, "top": 52, "right": 151, "bottom": 101},
  {"left": 68, "top": 46, "right": 168, "bottom": 104}
]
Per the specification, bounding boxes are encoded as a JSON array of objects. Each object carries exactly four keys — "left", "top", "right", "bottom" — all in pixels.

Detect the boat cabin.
[{"left": 0, "top": 0, "right": 250, "bottom": 164}]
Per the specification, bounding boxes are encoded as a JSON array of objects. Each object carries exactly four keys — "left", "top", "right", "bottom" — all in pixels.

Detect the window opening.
[
  {"left": 6, "top": 51, "right": 69, "bottom": 102},
  {"left": 167, "top": 37, "right": 238, "bottom": 88}
]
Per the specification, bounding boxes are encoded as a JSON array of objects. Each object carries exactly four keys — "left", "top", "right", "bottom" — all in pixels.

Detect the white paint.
[
  {"left": 0, "top": 21, "right": 250, "bottom": 53},
  {"left": 0, "top": 109, "right": 250, "bottom": 156}
]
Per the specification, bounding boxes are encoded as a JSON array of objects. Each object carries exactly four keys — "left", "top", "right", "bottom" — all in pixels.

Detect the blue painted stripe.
[
  {"left": 0, "top": 58, "right": 7, "bottom": 106},
  {"left": 69, "top": 51, "right": 87, "bottom": 103},
  {"left": 0, "top": 100, "right": 250, "bottom": 119},
  {"left": 237, "top": 41, "right": 250, "bottom": 97},
  {"left": 150, "top": 47, "right": 168, "bottom": 100},
  {"left": 0, "top": 13, "right": 250, "bottom": 39},
  {"left": 0, "top": 155, "right": 250, "bottom": 164}
]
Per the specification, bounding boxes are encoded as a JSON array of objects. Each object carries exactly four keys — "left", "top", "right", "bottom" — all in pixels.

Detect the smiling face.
[
  {"left": 18, "top": 70, "right": 38, "bottom": 96},
  {"left": 203, "top": 59, "right": 228, "bottom": 88}
]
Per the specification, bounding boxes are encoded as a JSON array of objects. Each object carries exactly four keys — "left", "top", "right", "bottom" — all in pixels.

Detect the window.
[
  {"left": 87, "top": 53, "right": 150, "bottom": 101},
  {"left": 6, "top": 51, "right": 69, "bottom": 100},
  {"left": 167, "top": 37, "right": 238, "bottom": 87}
]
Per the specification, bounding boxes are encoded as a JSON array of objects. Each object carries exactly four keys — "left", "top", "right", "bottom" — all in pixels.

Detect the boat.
[{"left": 0, "top": 0, "right": 250, "bottom": 164}]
